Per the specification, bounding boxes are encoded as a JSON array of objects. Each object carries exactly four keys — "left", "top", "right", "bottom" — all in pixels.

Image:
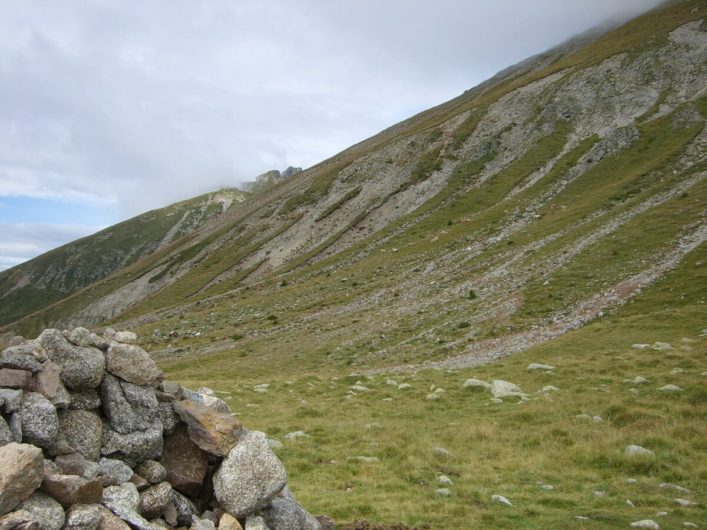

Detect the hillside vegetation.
[{"left": 0, "top": 2, "right": 706, "bottom": 527}]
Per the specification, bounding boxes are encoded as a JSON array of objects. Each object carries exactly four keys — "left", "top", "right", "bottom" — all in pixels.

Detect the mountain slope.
[
  {"left": 1, "top": 0, "right": 705, "bottom": 376},
  {"left": 0, "top": 187, "right": 248, "bottom": 327}
]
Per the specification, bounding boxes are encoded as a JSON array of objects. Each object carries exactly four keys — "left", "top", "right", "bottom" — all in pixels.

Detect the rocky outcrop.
[{"left": 0, "top": 328, "right": 329, "bottom": 530}]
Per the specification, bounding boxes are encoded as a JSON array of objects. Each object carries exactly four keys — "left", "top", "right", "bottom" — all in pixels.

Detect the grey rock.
[
  {"left": 100, "top": 375, "right": 158, "bottom": 435},
  {"left": 0, "top": 369, "right": 32, "bottom": 390},
  {"left": 491, "top": 494, "right": 512, "bottom": 506},
  {"left": 86, "top": 334, "right": 111, "bottom": 352},
  {"left": 37, "top": 330, "right": 105, "bottom": 391},
  {"left": 31, "top": 362, "right": 70, "bottom": 409},
  {"left": 51, "top": 410, "right": 102, "bottom": 461},
  {"left": 0, "top": 443, "right": 44, "bottom": 516},
  {"left": 0, "top": 509, "right": 40, "bottom": 530},
  {"left": 190, "top": 516, "right": 215, "bottom": 530},
  {"left": 169, "top": 491, "right": 196, "bottom": 528},
  {"left": 67, "top": 328, "right": 92, "bottom": 348},
  {"left": 244, "top": 517, "right": 269, "bottom": 530},
  {"left": 68, "top": 390, "right": 101, "bottom": 411},
  {"left": 138, "top": 482, "right": 171, "bottom": 520},
  {"left": 102, "top": 483, "right": 162, "bottom": 530},
  {"left": 19, "top": 392, "right": 58, "bottom": 448},
  {"left": 180, "top": 387, "right": 231, "bottom": 414},
  {"left": 527, "top": 363, "right": 555, "bottom": 371},
  {"left": 158, "top": 383, "right": 182, "bottom": 401},
  {"left": 490, "top": 380, "right": 526, "bottom": 399},
  {"left": 0, "top": 348, "right": 42, "bottom": 374},
  {"left": 64, "top": 504, "right": 102, "bottom": 530},
  {"left": 105, "top": 344, "right": 162, "bottom": 387},
  {"left": 630, "top": 520, "right": 660, "bottom": 530},
  {"left": 260, "top": 496, "right": 306, "bottom": 530},
  {"left": 156, "top": 403, "right": 177, "bottom": 436},
  {"left": 213, "top": 430, "right": 287, "bottom": 518},
  {"left": 9, "top": 414, "right": 22, "bottom": 443},
  {"left": 98, "top": 458, "right": 134, "bottom": 486},
  {"left": 625, "top": 445, "right": 655, "bottom": 457},
  {"left": 101, "top": 419, "right": 163, "bottom": 467},
  {"left": 134, "top": 462, "right": 166, "bottom": 485},
  {"left": 113, "top": 332, "right": 137, "bottom": 345},
  {"left": 17, "top": 492, "right": 64, "bottom": 530},
  {"left": 0, "top": 389, "right": 23, "bottom": 413},
  {"left": 0, "top": 418, "right": 12, "bottom": 447},
  {"left": 462, "top": 378, "right": 491, "bottom": 390}
]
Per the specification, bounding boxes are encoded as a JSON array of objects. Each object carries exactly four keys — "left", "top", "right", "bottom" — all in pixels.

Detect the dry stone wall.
[{"left": 0, "top": 328, "right": 332, "bottom": 530}]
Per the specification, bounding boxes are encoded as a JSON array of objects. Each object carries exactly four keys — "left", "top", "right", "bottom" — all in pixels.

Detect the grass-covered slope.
[{"left": 0, "top": 188, "right": 247, "bottom": 327}]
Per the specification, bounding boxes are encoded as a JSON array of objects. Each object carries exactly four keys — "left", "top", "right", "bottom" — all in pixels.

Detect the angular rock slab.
[
  {"left": 0, "top": 443, "right": 44, "bottom": 516},
  {"left": 19, "top": 393, "right": 58, "bottom": 448},
  {"left": 17, "top": 492, "right": 65, "bottom": 530},
  {"left": 102, "top": 483, "right": 163, "bottom": 530},
  {"left": 31, "top": 362, "right": 70, "bottom": 409},
  {"left": 0, "top": 369, "right": 32, "bottom": 390},
  {"left": 161, "top": 425, "right": 208, "bottom": 498},
  {"left": 40, "top": 474, "right": 103, "bottom": 509},
  {"left": 213, "top": 431, "right": 287, "bottom": 518},
  {"left": 68, "top": 390, "right": 101, "bottom": 411},
  {"left": 100, "top": 374, "right": 158, "bottom": 435},
  {"left": 64, "top": 503, "right": 103, "bottom": 530},
  {"left": 260, "top": 496, "right": 307, "bottom": 530},
  {"left": 37, "top": 330, "right": 105, "bottom": 391},
  {"left": 105, "top": 343, "right": 162, "bottom": 386},
  {"left": 0, "top": 509, "right": 40, "bottom": 530},
  {"left": 0, "top": 347, "right": 42, "bottom": 373},
  {"left": 172, "top": 400, "right": 244, "bottom": 457},
  {"left": 138, "top": 482, "right": 172, "bottom": 520}
]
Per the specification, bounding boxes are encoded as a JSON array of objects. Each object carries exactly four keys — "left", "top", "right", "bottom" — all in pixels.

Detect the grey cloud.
[{"left": 0, "top": 0, "right": 664, "bottom": 221}]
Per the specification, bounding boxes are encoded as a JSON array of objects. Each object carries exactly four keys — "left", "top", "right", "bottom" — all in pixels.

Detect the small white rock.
[
  {"left": 385, "top": 379, "right": 398, "bottom": 386},
  {"left": 527, "top": 363, "right": 555, "bottom": 371},
  {"left": 625, "top": 445, "right": 655, "bottom": 457},
  {"left": 435, "top": 488, "right": 452, "bottom": 497},
  {"left": 656, "top": 512, "right": 668, "bottom": 517},
  {"left": 631, "top": 520, "right": 660, "bottom": 530},
  {"left": 397, "top": 383, "right": 411, "bottom": 390},
  {"left": 628, "top": 478, "right": 638, "bottom": 484},
  {"left": 682, "top": 522, "right": 698, "bottom": 529},
  {"left": 674, "top": 498, "right": 697, "bottom": 507},
  {"left": 542, "top": 385, "right": 560, "bottom": 393},
  {"left": 632, "top": 344, "right": 651, "bottom": 350},
  {"left": 426, "top": 393, "right": 440, "bottom": 401},
  {"left": 669, "top": 368, "right": 685, "bottom": 375},
  {"left": 631, "top": 376, "right": 649, "bottom": 384},
  {"left": 593, "top": 490, "right": 606, "bottom": 497},
  {"left": 284, "top": 430, "right": 308, "bottom": 440},
  {"left": 576, "top": 516, "right": 590, "bottom": 521},
  {"left": 437, "top": 475, "right": 453, "bottom": 486},
  {"left": 491, "top": 494, "right": 512, "bottom": 507},
  {"left": 652, "top": 342, "right": 672, "bottom": 351},
  {"left": 627, "top": 499, "right": 635, "bottom": 507},
  {"left": 659, "top": 483, "right": 691, "bottom": 493},
  {"left": 463, "top": 378, "right": 491, "bottom": 390},
  {"left": 541, "top": 484, "right": 554, "bottom": 491},
  {"left": 351, "top": 385, "right": 371, "bottom": 392},
  {"left": 658, "top": 384, "right": 683, "bottom": 392}
]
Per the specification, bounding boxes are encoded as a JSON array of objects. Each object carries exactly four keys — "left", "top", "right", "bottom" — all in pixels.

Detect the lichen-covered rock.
[
  {"left": 161, "top": 425, "right": 207, "bottom": 498},
  {"left": 51, "top": 410, "right": 102, "bottom": 461},
  {"left": 19, "top": 393, "right": 58, "bottom": 448},
  {"left": 0, "top": 417, "right": 12, "bottom": 447},
  {"left": 101, "top": 420, "right": 163, "bottom": 467},
  {"left": 17, "top": 492, "right": 65, "bottom": 530},
  {"left": 105, "top": 344, "right": 162, "bottom": 386},
  {"left": 54, "top": 453, "right": 99, "bottom": 479},
  {"left": 66, "top": 328, "right": 92, "bottom": 348},
  {"left": 68, "top": 390, "right": 101, "bottom": 411},
  {"left": 64, "top": 503, "right": 103, "bottom": 530},
  {"left": 172, "top": 400, "right": 243, "bottom": 457},
  {"left": 0, "top": 443, "right": 44, "bottom": 516},
  {"left": 113, "top": 332, "right": 137, "bottom": 345},
  {"left": 260, "top": 496, "right": 306, "bottom": 530},
  {"left": 37, "top": 330, "right": 104, "bottom": 391},
  {"left": 213, "top": 431, "right": 287, "bottom": 518},
  {"left": 190, "top": 515, "right": 216, "bottom": 530},
  {"left": 244, "top": 516, "right": 268, "bottom": 530},
  {"left": 0, "top": 389, "right": 23, "bottom": 413},
  {"left": 156, "top": 403, "right": 177, "bottom": 436},
  {"left": 181, "top": 387, "right": 230, "bottom": 413},
  {"left": 0, "top": 347, "right": 42, "bottom": 373},
  {"left": 0, "top": 369, "right": 32, "bottom": 390},
  {"left": 97, "top": 458, "right": 134, "bottom": 486},
  {"left": 138, "top": 482, "right": 171, "bottom": 520},
  {"left": 40, "top": 474, "right": 102, "bottom": 509},
  {"left": 134, "top": 461, "right": 166, "bottom": 485},
  {"left": 0, "top": 508, "right": 40, "bottom": 530},
  {"left": 168, "top": 490, "right": 196, "bottom": 528},
  {"left": 102, "top": 483, "right": 162, "bottom": 530},
  {"left": 100, "top": 375, "right": 158, "bottom": 435},
  {"left": 31, "top": 362, "right": 70, "bottom": 409}
]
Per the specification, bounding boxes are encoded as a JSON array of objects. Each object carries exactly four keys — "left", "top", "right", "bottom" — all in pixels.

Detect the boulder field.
[{"left": 0, "top": 327, "right": 332, "bottom": 530}]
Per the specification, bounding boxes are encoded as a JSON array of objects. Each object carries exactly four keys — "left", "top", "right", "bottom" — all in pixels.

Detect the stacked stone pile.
[{"left": 0, "top": 327, "right": 332, "bottom": 530}]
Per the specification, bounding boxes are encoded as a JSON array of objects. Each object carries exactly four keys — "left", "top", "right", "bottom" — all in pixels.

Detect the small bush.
[{"left": 468, "top": 289, "right": 478, "bottom": 300}]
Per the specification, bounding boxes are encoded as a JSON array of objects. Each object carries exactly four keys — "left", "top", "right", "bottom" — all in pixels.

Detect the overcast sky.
[{"left": 0, "top": 0, "right": 664, "bottom": 271}]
